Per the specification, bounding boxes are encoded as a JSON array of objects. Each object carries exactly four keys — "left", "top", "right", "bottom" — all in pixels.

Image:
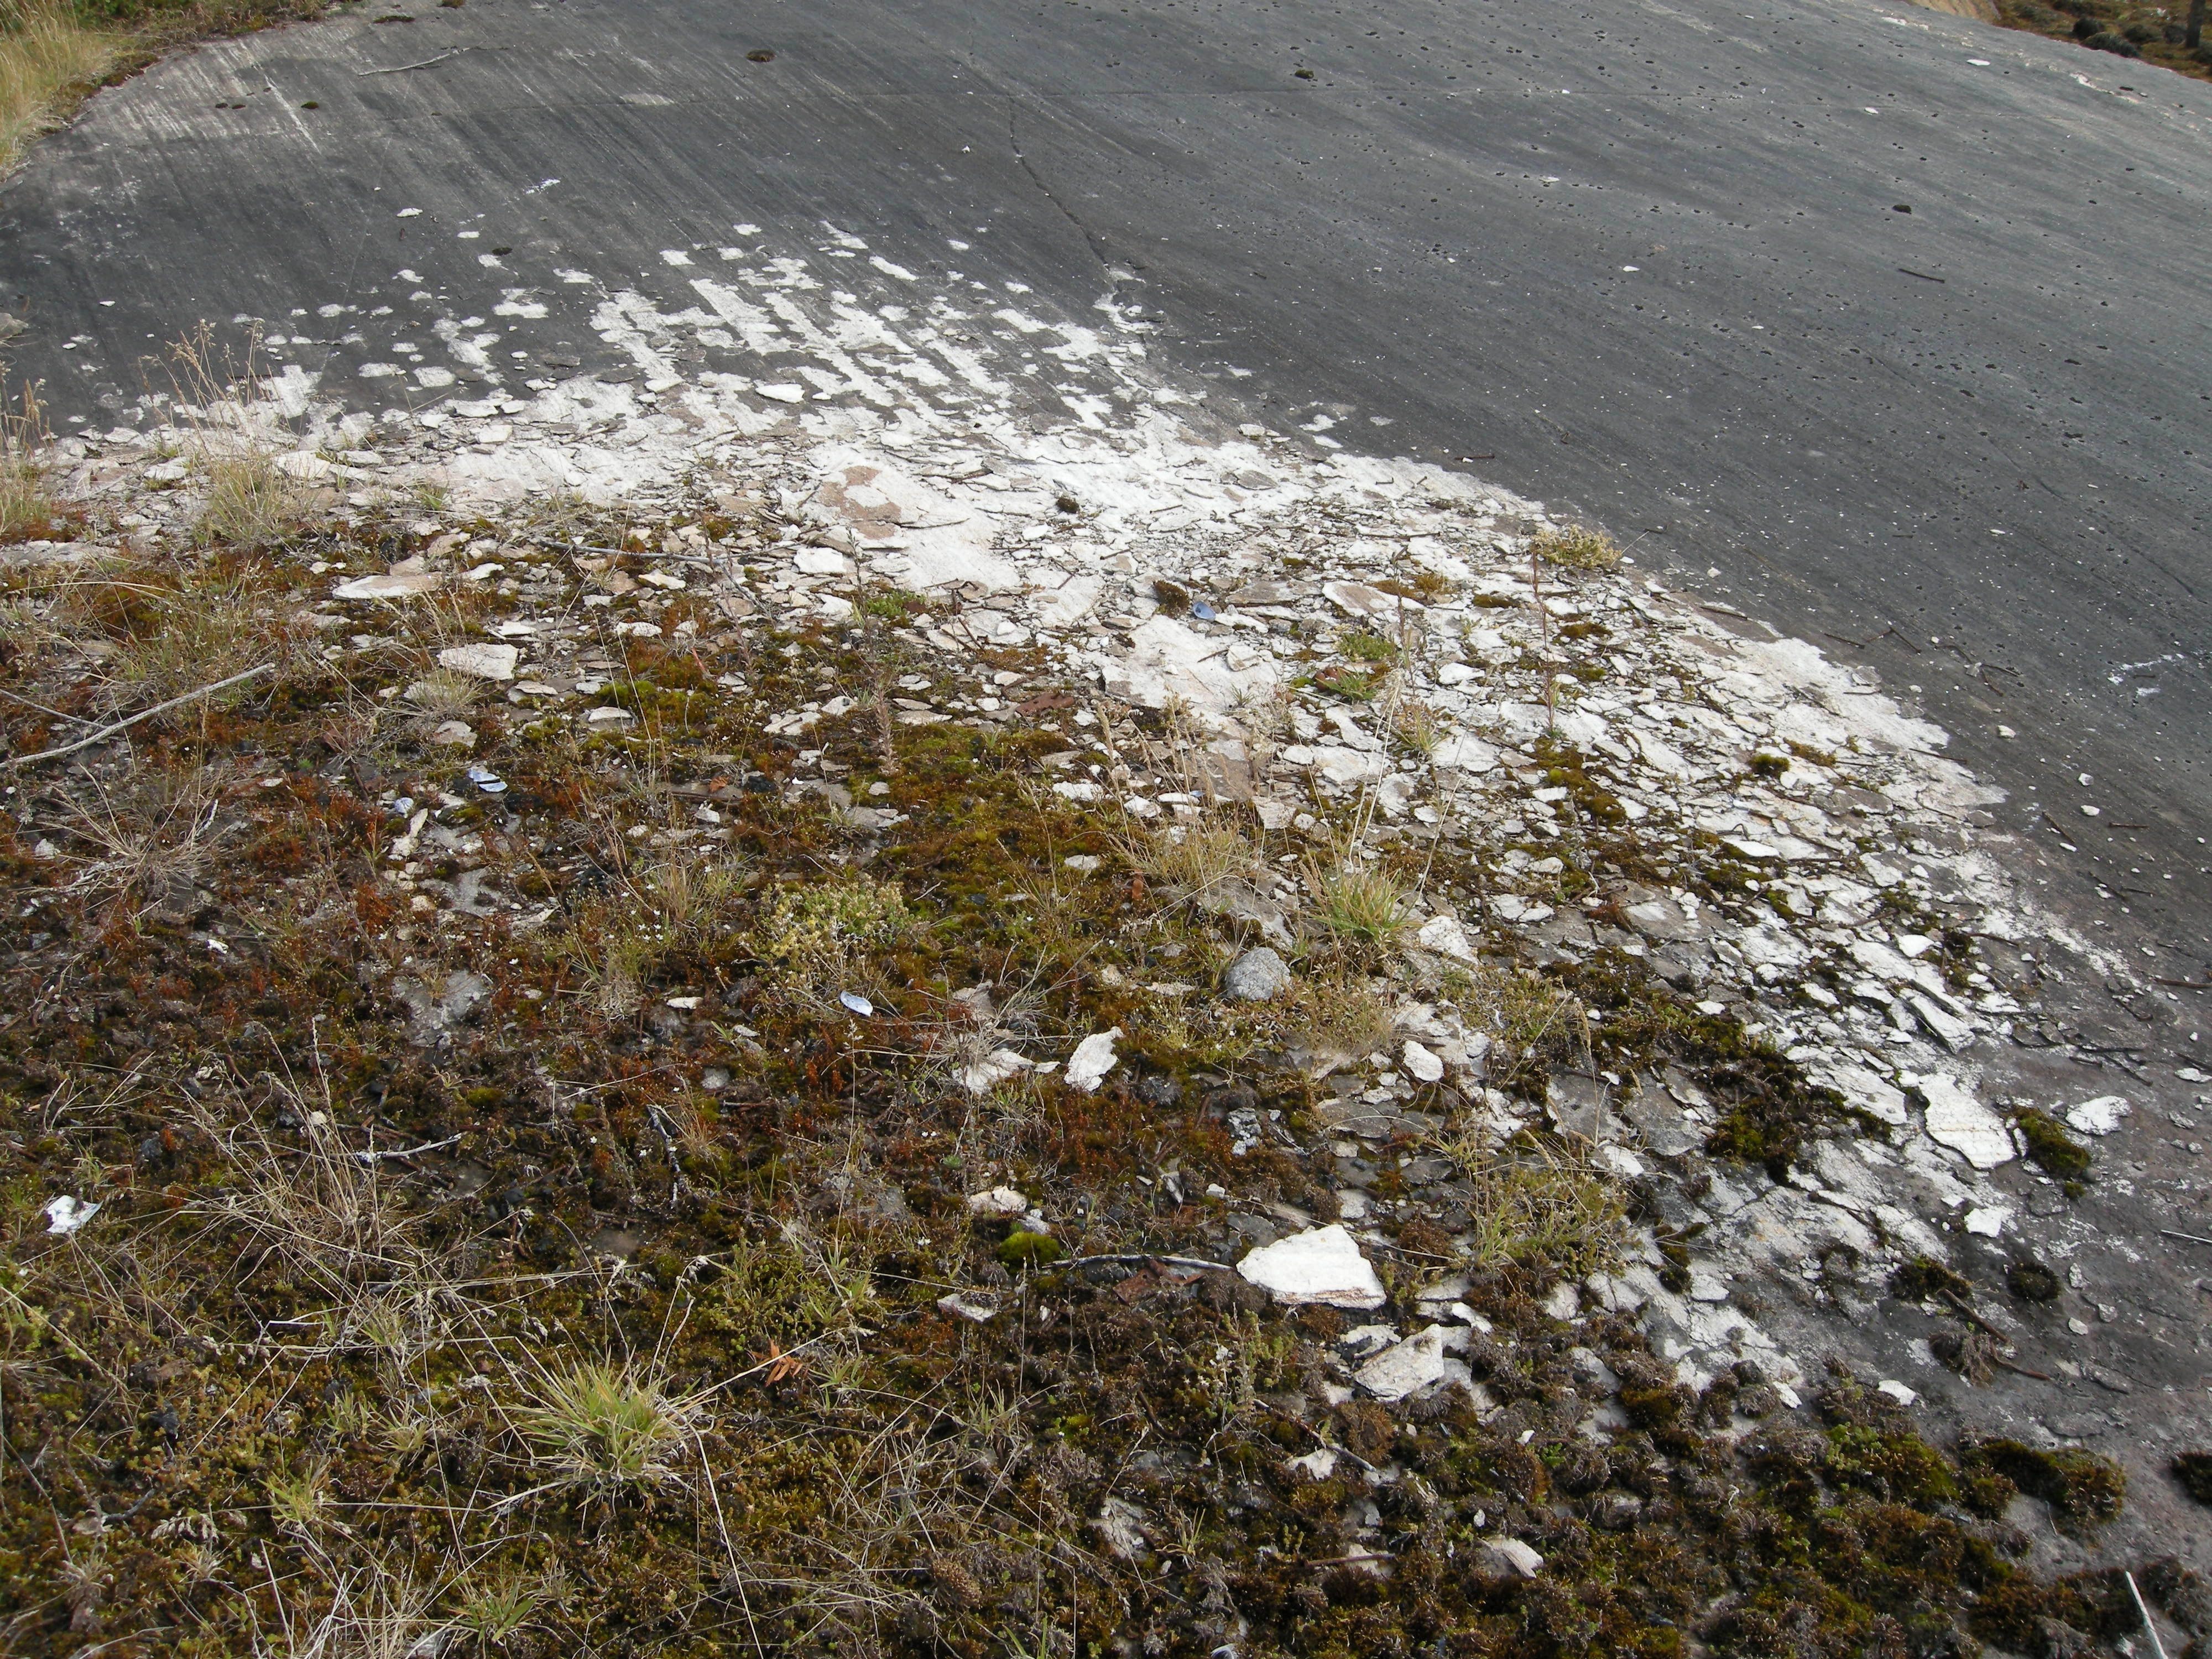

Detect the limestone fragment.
[
  {"left": 437, "top": 643, "right": 519, "bottom": 681},
  {"left": 2064, "top": 1094, "right": 2130, "bottom": 1136},
  {"left": 1065, "top": 1027, "right": 1123, "bottom": 1092},
  {"left": 1354, "top": 1324, "right": 1465, "bottom": 1401},
  {"left": 1237, "top": 1224, "right": 1387, "bottom": 1311},
  {"left": 964, "top": 1186, "right": 1030, "bottom": 1219},
  {"left": 1914, "top": 1074, "right": 2015, "bottom": 1169}
]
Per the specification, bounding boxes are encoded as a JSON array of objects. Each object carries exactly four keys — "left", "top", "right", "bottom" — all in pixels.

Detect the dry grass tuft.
[
  {"left": 1306, "top": 856, "right": 1407, "bottom": 950},
  {"left": 513, "top": 1359, "right": 707, "bottom": 1500},
  {"left": 1120, "top": 812, "right": 1266, "bottom": 905},
  {"left": 0, "top": 382, "right": 67, "bottom": 540},
  {"left": 195, "top": 445, "right": 305, "bottom": 547},
  {"left": 1437, "top": 1129, "right": 1628, "bottom": 1275},
  {"left": 0, "top": 0, "right": 123, "bottom": 179},
  {"left": 102, "top": 561, "right": 304, "bottom": 706},
  {"left": 1528, "top": 523, "right": 1624, "bottom": 571}
]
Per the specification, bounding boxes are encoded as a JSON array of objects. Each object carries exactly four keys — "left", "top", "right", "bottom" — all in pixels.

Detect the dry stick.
[
  {"left": 2127, "top": 1572, "right": 2173, "bottom": 1659},
  {"left": 354, "top": 48, "right": 469, "bottom": 76},
  {"left": 4, "top": 663, "right": 274, "bottom": 768},
  {"left": 2159, "top": 1227, "right": 2212, "bottom": 1248}
]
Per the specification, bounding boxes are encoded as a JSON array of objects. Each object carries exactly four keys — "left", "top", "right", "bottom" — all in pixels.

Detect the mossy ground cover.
[{"left": 0, "top": 497, "right": 2132, "bottom": 1658}]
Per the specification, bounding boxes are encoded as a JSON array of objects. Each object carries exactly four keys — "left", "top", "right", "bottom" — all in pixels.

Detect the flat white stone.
[
  {"left": 964, "top": 1185, "right": 1030, "bottom": 1219},
  {"left": 1065, "top": 1027, "right": 1122, "bottom": 1092},
  {"left": 1430, "top": 733, "right": 1501, "bottom": 771},
  {"left": 1416, "top": 914, "right": 1479, "bottom": 963},
  {"left": 1401, "top": 1040, "right": 1445, "bottom": 1083},
  {"left": 1876, "top": 1379, "right": 1919, "bottom": 1406},
  {"left": 1478, "top": 1537, "right": 1544, "bottom": 1579},
  {"left": 1914, "top": 1074, "right": 2015, "bottom": 1169},
  {"left": 333, "top": 570, "right": 444, "bottom": 599},
  {"left": 1962, "top": 1206, "right": 2010, "bottom": 1237},
  {"left": 437, "top": 643, "right": 520, "bottom": 681},
  {"left": 960, "top": 1048, "right": 1033, "bottom": 1094},
  {"left": 1357, "top": 1324, "right": 1469, "bottom": 1401},
  {"left": 1238, "top": 1224, "right": 1387, "bottom": 1311},
  {"left": 1808, "top": 1061, "right": 1909, "bottom": 1127},
  {"left": 2065, "top": 1094, "right": 2130, "bottom": 1136}
]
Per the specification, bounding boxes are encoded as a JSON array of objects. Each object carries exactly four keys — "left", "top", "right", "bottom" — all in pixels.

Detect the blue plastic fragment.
[
  {"left": 466, "top": 765, "right": 508, "bottom": 794},
  {"left": 1191, "top": 601, "right": 1218, "bottom": 621},
  {"left": 839, "top": 992, "right": 874, "bottom": 1016}
]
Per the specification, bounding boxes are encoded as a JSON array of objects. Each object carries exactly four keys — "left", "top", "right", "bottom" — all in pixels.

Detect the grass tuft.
[
  {"left": 1306, "top": 856, "right": 1407, "bottom": 950},
  {"left": 0, "top": 0, "right": 123, "bottom": 178},
  {"left": 1529, "top": 523, "right": 1624, "bottom": 571},
  {"left": 515, "top": 1360, "right": 706, "bottom": 1500}
]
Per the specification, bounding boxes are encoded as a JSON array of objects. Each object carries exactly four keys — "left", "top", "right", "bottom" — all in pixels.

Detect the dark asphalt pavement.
[{"left": 2, "top": 0, "right": 2207, "bottom": 945}]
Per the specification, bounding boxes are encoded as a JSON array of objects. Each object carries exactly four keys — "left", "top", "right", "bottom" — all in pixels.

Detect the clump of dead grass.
[
  {"left": 1120, "top": 811, "right": 1266, "bottom": 904},
  {"left": 101, "top": 560, "right": 305, "bottom": 706},
  {"left": 557, "top": 854, "right": 749, "bottom": 1018},
  {"left": 0, "top": 0, "right": 123, "bottom": 179},
  {"left": 1438, "top": 1128, "right": 1627, "bottom": 1275},
  {"left": 0, "top": 383, "right": 67, "bottom": 541},
  {"left": 1528, "top": 522, "right": 1624, "bottom": 571},
  {"left": 160, "top": 325, "right": 311, "bottom": 547}
]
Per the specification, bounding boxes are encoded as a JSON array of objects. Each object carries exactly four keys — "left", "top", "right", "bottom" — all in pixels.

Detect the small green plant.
[
  {"left": 456, "top": 1567, "right": 547, "bottom": 1643},
  {"left": 1307, "top": 858, "right": 1407, "bottom": 950},
  {"left": 265, "top": 1460, "right": 330, "bottom": 1536},
  {"left": 1337, "top": 630, "right": 1399, "bottom": 664},
  {"left": 514, "top": 1360, "right": 705, "bottom": 1499},
  {"left": 860, "top": 586, "right": 925, "bottom": 621},
  {"left": 753, "top": 872, "right": 912, "bottom": 995}
]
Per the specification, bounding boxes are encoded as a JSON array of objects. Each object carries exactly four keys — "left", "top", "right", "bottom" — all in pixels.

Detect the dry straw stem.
[{"left": 0, "top": 0, "right": 123, "bottom": 179}]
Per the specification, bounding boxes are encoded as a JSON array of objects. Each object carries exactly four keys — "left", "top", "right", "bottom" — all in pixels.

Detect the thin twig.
[
  {"left": 1058, "top": 1251, "right": 1233, "bottom": 1274},
  {"left": 2158, "top": 1228, "right": 2212, "bottom": 1248},
  {"left": 1938, "top": 1287, "right": 2009, "bottom": 1340},
  {"left": 351, "top": 1134, "right": 461, "bottom": 1165},
  {"left": 355, "top": 47, "right": 469, "bottom": 76},
  {"left": 5, "top": 664, "right": 274, "bottom": 767},
  {"left": 2127, "top": 1572, "right": 2172, "bottom": 1659}
]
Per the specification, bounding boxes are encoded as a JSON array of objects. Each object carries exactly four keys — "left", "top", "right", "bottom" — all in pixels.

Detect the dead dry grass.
[{"left": 0, "top": 0, "right": 123, "bottom": 179}]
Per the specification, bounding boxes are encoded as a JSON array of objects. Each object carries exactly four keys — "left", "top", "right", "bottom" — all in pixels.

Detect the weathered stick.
[{"left": 5, "top": 662, "right": 275, "bottom": 767}]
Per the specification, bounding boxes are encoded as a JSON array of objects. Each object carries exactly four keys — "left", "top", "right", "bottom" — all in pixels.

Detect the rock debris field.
[{"left": 2, "top": 231, "right": 2208, "bottom": 1657}]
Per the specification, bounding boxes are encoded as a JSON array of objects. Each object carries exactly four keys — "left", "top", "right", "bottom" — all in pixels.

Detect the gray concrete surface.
[{"left": 1, "top": 0, "right": 2206, "bottom": 962}]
